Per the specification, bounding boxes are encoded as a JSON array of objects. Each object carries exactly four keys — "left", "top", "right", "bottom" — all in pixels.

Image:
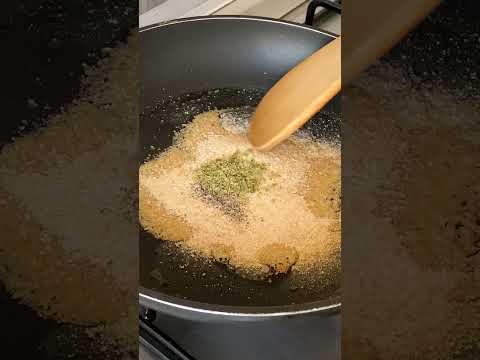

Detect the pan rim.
[
  {"left": 139, "top": 15, "right": 341, "bottom": 317},
  {"left": 140, "top": 286, "right": 340, "bottom": 319},
  {"left": 139, "top": 14, "right": 339, "bottom": 39}
]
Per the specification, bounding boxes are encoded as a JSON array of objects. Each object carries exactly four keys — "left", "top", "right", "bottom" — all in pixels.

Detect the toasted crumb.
[
  {"left": 257, "top": 243, "right": 299, "bottom": 274},
  {"left": 139, "top": 111, "right": 341, "bottom": 280}
]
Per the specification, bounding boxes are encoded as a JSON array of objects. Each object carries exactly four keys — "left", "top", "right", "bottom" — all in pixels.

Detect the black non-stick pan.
[{"left": 139, "top": 16, "right": 341, "bottom": 320}]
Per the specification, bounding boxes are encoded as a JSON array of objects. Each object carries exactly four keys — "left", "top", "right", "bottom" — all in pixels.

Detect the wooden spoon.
[
  {"left": 248, "top": 36, "right": 341, "bottom": 152},
  {"left": 248, "top": 0, "right": 441, "bottom": 151}
]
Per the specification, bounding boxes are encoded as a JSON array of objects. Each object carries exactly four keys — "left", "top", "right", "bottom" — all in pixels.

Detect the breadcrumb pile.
[{"left": 140, "top": 111, "right": 341, "bottom": 280}]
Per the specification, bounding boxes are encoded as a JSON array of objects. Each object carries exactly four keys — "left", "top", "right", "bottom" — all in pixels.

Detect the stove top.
[{"left": 139, "top": 0, "right": 341, "bottom": 35}]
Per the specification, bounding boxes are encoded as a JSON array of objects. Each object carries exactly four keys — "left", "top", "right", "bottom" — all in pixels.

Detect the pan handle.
[
  {"left": 140, "top": 309, "right": 196, "bottom": 360},
  {"left": 305, "top": 0, "right": 342, "bottom": 26}
]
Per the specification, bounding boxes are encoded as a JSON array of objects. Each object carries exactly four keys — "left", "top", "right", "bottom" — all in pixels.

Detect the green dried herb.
[{"left": 195, "top": 151, "right": 266, "bottom": 199}]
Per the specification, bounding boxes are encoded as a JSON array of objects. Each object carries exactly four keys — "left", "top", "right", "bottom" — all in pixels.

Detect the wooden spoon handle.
[
  {"left": 248, "top": 37, "right": 341, "bottom": 151},
  {"left": 248, "top": 0, "right": 442, "bottom": 151}
]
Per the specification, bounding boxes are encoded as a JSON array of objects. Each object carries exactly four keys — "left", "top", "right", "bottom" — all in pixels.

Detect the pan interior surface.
[
  {"left": 140, "top": 88, "right": 341, "bottom": 309},
  {"left": 140, "top": 17, "right": 341, "bottom": 312}
]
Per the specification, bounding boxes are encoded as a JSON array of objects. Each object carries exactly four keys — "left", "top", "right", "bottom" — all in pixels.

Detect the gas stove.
[{"left": 139, "top": 2, "right": 341, "bottom": 359}]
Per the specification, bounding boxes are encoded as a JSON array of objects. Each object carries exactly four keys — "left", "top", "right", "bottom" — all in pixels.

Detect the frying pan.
[{"left": 139, "top": 16, "right": 341, "bottom": 321}]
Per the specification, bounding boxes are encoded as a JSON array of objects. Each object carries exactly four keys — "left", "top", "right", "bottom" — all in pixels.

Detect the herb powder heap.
[{"left": 195, "top": 151, "right": 266, "bottom": 199}]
